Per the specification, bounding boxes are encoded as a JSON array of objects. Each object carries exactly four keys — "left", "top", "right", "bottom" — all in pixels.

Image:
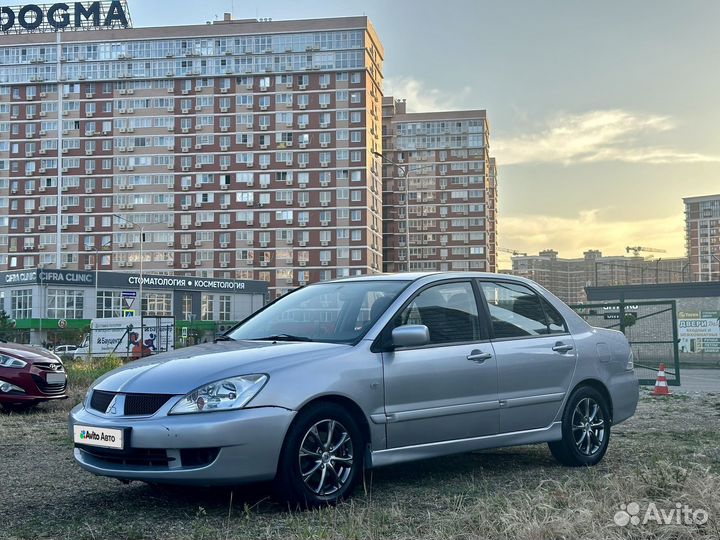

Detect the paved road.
[{"left": 673, "top": 368, "right": 720, "bottom": 393}]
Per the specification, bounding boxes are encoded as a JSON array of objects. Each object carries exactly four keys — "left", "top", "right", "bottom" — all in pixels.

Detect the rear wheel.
[
  {"left": 274, "top": 403, "right": 364, "bottom": 508},
  {"left": 548, "top": 386, "right": 610, "bottom": 467}
]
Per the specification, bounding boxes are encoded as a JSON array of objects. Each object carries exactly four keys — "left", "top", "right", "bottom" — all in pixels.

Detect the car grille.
[
  {"left": 89, "top": 390, "right": 173, "bottom": 416},
  {"left": 31, "top": 374, "right": 67, "bottom": 396},
  {"left": 90, "top": 390, "right": 115, "bottom": 413},
  {"left": 124, "top": 394, "right": 174, "bottom": 416},
  {"left": 78, "top": 446, "right": 174, "bottom": 468},
  {"left": 34, "top": 362, "right": 65, "bottom": 372},
  {"left": 77, "top": 446, "right": 220, "bottom": 469}
]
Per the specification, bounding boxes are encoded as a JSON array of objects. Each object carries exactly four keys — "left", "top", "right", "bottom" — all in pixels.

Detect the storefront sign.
[
  {"left": 1, "top": 269, "right": 95, "bottom": 286},
  {"left": 678, "top": 311, "right": 720, "bottom": 354},
  {"left": 0, "top": 270, "right": 267, "bottom": 295}
]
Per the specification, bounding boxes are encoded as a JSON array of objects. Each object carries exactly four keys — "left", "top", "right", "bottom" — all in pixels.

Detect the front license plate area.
[
  {"left": 73, "top": 425, "right": 127, "bottom": 450},
  {"left": 46, "top": 372, "right": 66, "bottom": 384}
]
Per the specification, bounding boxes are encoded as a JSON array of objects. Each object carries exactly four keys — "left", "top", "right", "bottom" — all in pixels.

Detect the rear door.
[
  {"left": 381, "top": 280, "right": 499, "bottom": 448},
  {"left": 478, "top": 280, "right": 577, "bottom": 433}
]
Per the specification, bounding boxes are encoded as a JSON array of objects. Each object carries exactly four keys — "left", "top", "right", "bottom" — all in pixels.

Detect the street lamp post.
[
  {"left": 90, "top": 239, "right": 113, "bottom": 357},
  {"left": 93, "top": 239, "right": 114, "bottom": 314},
  {"left": 55, "top": 31, "right": 64, "bottom": 270},
  {"left": 711, "top": 253, "right": 720, "bottom": 282},
  {"left": 113, "top": 214, "right": 144, "bottom": 317},
  {"left": 37, "top": 264, "right": 45, "bottom": 346},
  {"left": 372, "top": 151, "right": 410, "bottom": 272}
]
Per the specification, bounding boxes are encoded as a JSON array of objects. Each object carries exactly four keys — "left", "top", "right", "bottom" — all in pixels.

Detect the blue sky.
[{"left": 127, "top": 0, "right": 720, "bottom": 266}]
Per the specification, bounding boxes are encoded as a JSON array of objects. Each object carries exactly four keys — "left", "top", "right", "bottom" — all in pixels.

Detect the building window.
[
  {"left": 142, "top": 293, "right": 172, "bottom": 316},
  {"left": 11, "top": 289, "right": 32, "bottom": 319},
  {"left": 181, "top": 293, "right": 193, "bottom": 320},
  {"left": 96, "top": 291, "right": 123, "bottom": 318},
  {"left": 47, "top": 289, "right": 83, "bottom": 319},
  {"left": 201, "top": 294, "right": 214, "bottom": 321},
  {"left": 219, "top": 295, "right": 231, "bottom": 321}
]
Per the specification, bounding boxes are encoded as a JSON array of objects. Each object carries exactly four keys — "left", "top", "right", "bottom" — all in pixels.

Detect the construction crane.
[
  {"left": 625, "top": 246, "right": 667, "bottom": 257},
  {"left": 498, "top": 247, "right": 528, "bottom": 257}
]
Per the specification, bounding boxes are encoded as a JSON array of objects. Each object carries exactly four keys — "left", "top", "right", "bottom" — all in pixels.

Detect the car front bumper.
[
  {"left": 69, "top": 403, "right": 296, "bottom": 485},
  {"left": 0, "top": 369, "right": 68, "bottom": 404}
]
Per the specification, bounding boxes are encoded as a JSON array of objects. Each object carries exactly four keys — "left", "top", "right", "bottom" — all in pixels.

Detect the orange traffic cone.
[{"left": 651, "top": 363, "right": 672, "bottom": 396}]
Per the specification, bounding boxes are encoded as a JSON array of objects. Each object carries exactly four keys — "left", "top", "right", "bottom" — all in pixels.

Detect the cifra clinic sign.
[{"left": 1, "top": 1, "right": 131, "bottom": 33}]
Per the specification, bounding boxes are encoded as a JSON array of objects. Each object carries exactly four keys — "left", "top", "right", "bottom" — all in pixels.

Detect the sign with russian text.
[{"left": 678, "top": 311, "right": 720, "bottom": 354}]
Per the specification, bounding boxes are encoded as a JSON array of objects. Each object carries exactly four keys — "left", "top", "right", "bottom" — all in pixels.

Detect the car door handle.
[
  {"left": 467, "top": 350, "right": 493, "bottom": 363},
  {"left": 552, "top": 342, "right": 574, "bottom": 354}
]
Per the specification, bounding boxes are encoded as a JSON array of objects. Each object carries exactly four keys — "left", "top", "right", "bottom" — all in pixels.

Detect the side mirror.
[{"left": 391, "top": 325, "right": 430, "bottom": 349}]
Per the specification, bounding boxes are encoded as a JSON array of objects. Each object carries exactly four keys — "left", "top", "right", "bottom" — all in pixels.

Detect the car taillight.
[{"left": 626, "top": 350, "right": 634, "bottom": 371}]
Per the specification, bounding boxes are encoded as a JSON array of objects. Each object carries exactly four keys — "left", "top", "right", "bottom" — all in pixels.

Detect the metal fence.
[
  {"left": 0, "top": 322, "right": 230, "bottom": 360},
  {"left": 570, "top": 301, "right": 681, "bottom": 386}
]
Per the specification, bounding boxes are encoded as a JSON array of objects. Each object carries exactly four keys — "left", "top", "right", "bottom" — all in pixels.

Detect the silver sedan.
[{"left": 69, "top": 272, "right": 639, "bottom": 506}]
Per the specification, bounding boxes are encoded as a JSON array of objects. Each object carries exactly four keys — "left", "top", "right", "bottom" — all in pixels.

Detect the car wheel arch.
[
  {"left": 274, "top": 394, "right": 372, "bottom": 476},
  {"left": 569, "top": 378, "right": 614, "bottom": 422},
  {"left": 292, "top": 394, "right": 371, "bottom": 444}
]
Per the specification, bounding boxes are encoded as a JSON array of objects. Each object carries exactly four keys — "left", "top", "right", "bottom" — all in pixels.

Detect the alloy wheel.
[
  {"left": 571, "top": 397, "right": 606, "bottom": 456},
  {"left": 298, "top": 419, "right": 354, "bottom": 496}
]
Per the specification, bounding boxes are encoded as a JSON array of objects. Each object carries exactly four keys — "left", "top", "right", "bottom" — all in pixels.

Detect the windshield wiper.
[
  {"left": 252, "top": 334, "right": 314, "bottom": 342},
  {"left": 214, "top": 335, "right": 236, "bottom": 343}
]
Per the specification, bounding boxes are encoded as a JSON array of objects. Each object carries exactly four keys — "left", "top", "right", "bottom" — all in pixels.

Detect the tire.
[
  {"left": 274, "top": 402, "right": 364, "bottom": 508},
  {"left": 548, "top": 386, "right": 611, "bottom": 467}
]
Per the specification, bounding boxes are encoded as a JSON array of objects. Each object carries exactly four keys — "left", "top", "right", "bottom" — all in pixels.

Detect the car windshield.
[{"left": 228, "top": 280, "right": 409, "bottom": 344}]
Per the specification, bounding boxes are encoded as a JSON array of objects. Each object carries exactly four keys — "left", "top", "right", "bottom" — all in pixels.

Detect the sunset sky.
[{"left": 130, "top": 0, "right": 720, "bottom": 268}]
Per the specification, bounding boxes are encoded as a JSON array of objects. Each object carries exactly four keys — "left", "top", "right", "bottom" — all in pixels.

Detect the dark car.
[{"left": 0, "top": 340, "right": 68, "bottom": 412}]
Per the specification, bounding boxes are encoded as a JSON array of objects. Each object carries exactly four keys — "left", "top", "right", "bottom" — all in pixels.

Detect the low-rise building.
[{"left": 507, "top": 249, "right": 688, "bottom": 304}]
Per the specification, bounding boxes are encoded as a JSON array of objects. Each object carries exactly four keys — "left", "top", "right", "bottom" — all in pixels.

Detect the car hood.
[
  {"left": 0, "top": 342, "right": 59, "bottom": 363},
  {"left": 92, "top": 340, "right": 351, "bottom": 394}
]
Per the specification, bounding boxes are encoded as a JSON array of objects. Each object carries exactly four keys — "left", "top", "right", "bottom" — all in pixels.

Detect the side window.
[
  {"left": 480, "top": 281, "right": 564, "bottom": 338},
  {"left": 540, "top": 297, "right": 568, "bottom": 334},
  {"left": 394, "top": 282, "right": 481, "bottom": 345}
]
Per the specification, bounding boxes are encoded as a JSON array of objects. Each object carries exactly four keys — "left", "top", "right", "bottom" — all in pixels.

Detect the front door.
[
  {"left": 478, "top": 280, "right": 577, "bottom": 433},
  {"left": 382, "top": 281, "right": 499, "bottom": 448}
]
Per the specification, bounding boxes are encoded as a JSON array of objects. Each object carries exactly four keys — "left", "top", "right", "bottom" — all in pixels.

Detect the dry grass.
[{"left": 0, "top": 384, "right": 718, "bottom": 540}]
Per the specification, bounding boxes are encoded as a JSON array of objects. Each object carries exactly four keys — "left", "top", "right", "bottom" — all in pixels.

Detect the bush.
[{"left": 65, "top": 356, "right": 125, "bottom": 388}]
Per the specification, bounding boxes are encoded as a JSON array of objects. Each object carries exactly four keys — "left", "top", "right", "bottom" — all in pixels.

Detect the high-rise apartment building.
[
  {"left": 507, "top": 249, "right": 689, "bottom": 304},
  {"left": 0, "top": 8, "right": 384, "bottom": 298},
  {"left": 684, "top": 193, "right": 720, "bottom": 282},
  {"left": 381, "top": 97, "right": 497, "bottom": 273}
]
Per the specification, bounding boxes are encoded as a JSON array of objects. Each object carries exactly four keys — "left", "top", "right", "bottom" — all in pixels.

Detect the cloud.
[
  {"left": 493, "top": 110, "right": 720, "bottom": 165},
  {"left": 497, "top": 210, "right": 686, "bottom": 268},
  {"left": 384, "top": 76, "right": 473, "bottom": 113}
]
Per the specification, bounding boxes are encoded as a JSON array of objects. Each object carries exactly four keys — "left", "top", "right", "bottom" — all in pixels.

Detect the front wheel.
[
  {"left": 274, "top": 403, "right": 364, "bottom": 508},
  {"left": 548, "top": 386, "right": 610, "bottom": 467}
]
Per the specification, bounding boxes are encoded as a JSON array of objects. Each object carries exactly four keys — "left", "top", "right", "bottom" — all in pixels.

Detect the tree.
[{"left": 0, "top": 310, "right": 17, "bottom": 342}]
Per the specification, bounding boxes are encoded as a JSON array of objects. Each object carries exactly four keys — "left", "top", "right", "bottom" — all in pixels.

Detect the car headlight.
[
  {"left": 83, "top": 387, "right": 93, "bottom": 408},
  {"left": 0, "top": 355, "right": 27, "bottom": 369},
  {"left": 169, "top": 374, "right": 268, "bottom": 415}
]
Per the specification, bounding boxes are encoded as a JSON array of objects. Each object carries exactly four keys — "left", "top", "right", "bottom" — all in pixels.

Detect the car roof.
[{"left": 325, "top": 272, "right": 537, "bottom": 285}]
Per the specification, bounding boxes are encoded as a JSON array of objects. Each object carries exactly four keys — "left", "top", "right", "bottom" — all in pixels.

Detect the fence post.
[
  {"left": 619, "top": 300, "right": 626, "bottom": 334},
  {"left": 671, "top": 300, "right": 681, "bottom": 386}
]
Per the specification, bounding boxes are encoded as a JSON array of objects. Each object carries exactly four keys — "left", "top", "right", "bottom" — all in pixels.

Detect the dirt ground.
[{"left": 1, "top": 388, "right": 719, "bottom": 540}]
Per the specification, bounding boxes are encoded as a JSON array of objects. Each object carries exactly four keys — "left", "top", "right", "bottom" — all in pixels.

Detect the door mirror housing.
[{"left": 391, "top": 325, "right": 430, "bottom": 349}]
